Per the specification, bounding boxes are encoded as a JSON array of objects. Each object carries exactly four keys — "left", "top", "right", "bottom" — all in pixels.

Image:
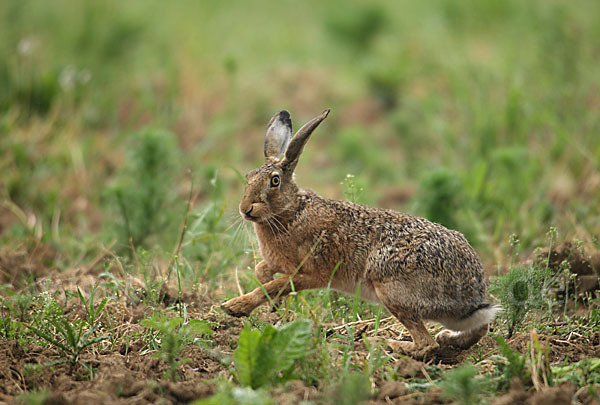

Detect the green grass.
[{"left": 1, "top": 0, "right": 600, "bottom": 403}]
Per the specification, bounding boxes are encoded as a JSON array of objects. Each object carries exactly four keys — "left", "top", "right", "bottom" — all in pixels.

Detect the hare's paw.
[
  {"left": 221, "top": 296, "right": 254, "bottom": 317},
  {"left": 387, "top": 339, "right": 438, "bottom": 360},
  {"left": 435, "top": 326, "right": 487, "bottom": 350},
  {"left": 435, "top": 329, "right": 457, "bottom": 346}
]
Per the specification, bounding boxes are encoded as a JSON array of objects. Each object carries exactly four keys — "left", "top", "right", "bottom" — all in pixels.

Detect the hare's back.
[{"left": 365, "top": 215, "right": 485, "bottom": 286}]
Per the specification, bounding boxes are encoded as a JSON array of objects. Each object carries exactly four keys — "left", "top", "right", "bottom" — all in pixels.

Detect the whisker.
[
  {"left": 271, "top": 216, "right": 288, "bottom": 235},
  {"left": 224, "top": 216, "right": 243, "bottom": 232}
]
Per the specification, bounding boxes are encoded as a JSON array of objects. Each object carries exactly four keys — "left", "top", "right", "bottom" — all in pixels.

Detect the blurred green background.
[{"left": 1, "top": 0, "right": 599, "bottom": 280}]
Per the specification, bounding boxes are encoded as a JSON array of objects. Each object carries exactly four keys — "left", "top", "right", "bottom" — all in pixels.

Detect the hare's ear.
[
  {"left": 281, "top": 109, "right": 330, "bottom": 172},
  {"left": 264, "top": 110, "right": 292, "bottom": 163}
]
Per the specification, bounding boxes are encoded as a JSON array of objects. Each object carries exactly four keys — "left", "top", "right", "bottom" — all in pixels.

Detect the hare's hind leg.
[
  {"left": 373, "top": 283, "right": 439, "bottom": 359},
  {"left": 386, "top": 318, "right": 439, "bottom": 359},
  {"left": 222, "top": 274, "right": 325, "bottom": 317}
]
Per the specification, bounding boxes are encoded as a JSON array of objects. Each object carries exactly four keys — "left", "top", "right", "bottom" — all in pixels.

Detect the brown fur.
[{"left": 222, "top": 109, "right": 498, "bottom": 358}]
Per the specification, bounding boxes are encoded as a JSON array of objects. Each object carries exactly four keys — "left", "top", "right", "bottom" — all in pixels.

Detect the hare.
[{"left": 222, "top": 109, "right": 500, "bottom": 358}]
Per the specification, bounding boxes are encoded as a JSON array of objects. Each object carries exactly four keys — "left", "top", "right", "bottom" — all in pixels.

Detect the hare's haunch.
[{"left": 222, "top": 109, "right": 500, "bottom": 358}]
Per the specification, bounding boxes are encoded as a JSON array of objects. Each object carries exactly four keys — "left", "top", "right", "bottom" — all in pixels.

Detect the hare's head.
[{"left": 239, "top": 109, "right": 329, "bottom": 222}]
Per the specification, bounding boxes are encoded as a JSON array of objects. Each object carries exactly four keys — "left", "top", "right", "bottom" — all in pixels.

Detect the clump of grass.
[
  {"left": 108, "top": 128, "right": 179, "bottom": 251},
  {"left": 417, "top": 167, "right": 480, "bottom": 244},
  {"left": 325, "top": 4, "right": 387, "bottom": 51},
  {"left": 365, "top": 62, "right": 406, "bottom": 110}
]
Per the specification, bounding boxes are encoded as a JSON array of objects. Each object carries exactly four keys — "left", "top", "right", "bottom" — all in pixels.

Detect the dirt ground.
[{"left": 0, "top": 242, "right": 599, "bottom": 404}]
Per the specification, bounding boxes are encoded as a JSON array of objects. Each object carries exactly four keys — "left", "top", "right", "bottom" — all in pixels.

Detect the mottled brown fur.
[{"left": 222, "top": 109, "right": 498, "bottom": 358}]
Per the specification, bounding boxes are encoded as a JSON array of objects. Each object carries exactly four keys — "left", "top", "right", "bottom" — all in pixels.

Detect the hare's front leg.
[
  {"left": 222, "top": 274, "right": 326, "bottom": 317},
  {"left": 255, "top": 260, "right": 278, "bottom": 284}
]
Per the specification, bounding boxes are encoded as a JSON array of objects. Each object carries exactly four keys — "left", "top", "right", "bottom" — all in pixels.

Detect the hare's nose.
[{"left": 245, "top": 206, "right": 254, "bottom": 216}]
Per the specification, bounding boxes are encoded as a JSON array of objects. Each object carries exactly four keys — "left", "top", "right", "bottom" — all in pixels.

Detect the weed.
[
  {"left": 490, "top": 260, "right": 556, "bottom": 337},
  {"left": 417, "top": 168, "right": 464, "bottom": 233},
  {"left": 528, "top": 330, "right": 553, "bottom": 391},
  {"left": 140, "top": 313, "right": 213, "bottom": 381},
  {"left": 15, "top": 388, "right": 49, "bottom": 405},
  {"left": 26, "top": 318, "right": 107, "bottom": 373},
  {"left": 194, "top": 379, "right": 275, "bottom": 405},
  {"left": 553, "top": 358, "right": 600, "bottom": 387},
  {"left": 20, "top": 292, "right": 107, "bottom": 375},
  {"left": 325, "top": 372, "right": 371, "bottom": 405},
  {"left": 76, "top": 285, "right": 107, "bottom": 326},
  {"left": 325, "top": 4, "right": 387, "bottom": 51},
  {"left": 2, "top": 290, "right": 34, "bottom": 321},
  {"left": 108, "top": 128, "right": 179, "bottom": 251},
  {"left": 340, "top": 174, "right": 365, "bottom": 204},
  {"left": 233, "top": 320, "right": 312, "bottom": 389},
  {"left": 439, "top": 363, "right": 490, "bottom": 405},
  {"left": 22, "top": 362, "right": 44, "bottom": 390},
  {"left": 493, "top": 336, "right": 529, "bottom": 390}
]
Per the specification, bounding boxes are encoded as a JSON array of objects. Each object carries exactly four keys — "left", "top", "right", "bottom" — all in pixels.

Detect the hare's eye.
[{"left": 270, "top": 175, "right": 280, "bottom": 187}]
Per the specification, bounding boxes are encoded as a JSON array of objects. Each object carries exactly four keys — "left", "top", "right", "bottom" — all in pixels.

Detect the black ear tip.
[{"left": 278, "top": 110, "right": 292, "bottom": 127}]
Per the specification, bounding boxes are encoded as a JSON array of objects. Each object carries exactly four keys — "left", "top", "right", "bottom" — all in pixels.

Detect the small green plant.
[
  {"left": 439, "top": 363, "right": 490, "bottom": 405},
  {"left": 16, "top": 388, "right": 50, "bottom": 405},
  {"left": 341, "top": 174, "right": 365, "bottom": 204},
  {"left": 193, "top": 379, "right": 275, "bottom": 405},
  {"left": 233, "top": 320, "right": 312, "bottom": 389},
  {"left": 528, "top": 331, "right": 553, "bottom": 390},
  {"left": 325, "top": 372, "right": 371, "bottom": 405},
  {"left": 493, "top": 336, "right": 529, "bottom": 390},
  {"left": 553, "top": 358, "right": 600, "bottom": 387},
  {"left": 2, "top": 291, "right": 34, "bottom": 321},
  {"left": 26, "top": 319, "right": 107, "bottom": 372},
  {"left": 490, "top": 260, "right": 555, "bottom": 337},
  {"left": 23, "top": 292, "right": 107, "bottom": 374},
  {"left": 22, "top": 362, "right": 44, "bottom": 390},
  {"left": 418, "top": 168, "right": 464, "bottom": 232},
  {"left": 140, "top": 314, "right": 213, "bottom": 381},
  {"left": 77, "top": 285, "right": 107, "bottom": 326},
  {"left": 325, "top": 4, "right": 387, "bottom": 51},
  {"left": 108, "top": 128, "right": 179, "bottom": 250}
]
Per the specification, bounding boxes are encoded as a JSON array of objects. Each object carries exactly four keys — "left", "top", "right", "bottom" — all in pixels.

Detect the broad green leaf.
[
  {"left": 268, "top": 320, "right": 312, "bottom": 375},
  {"left": 184, "top": 319, "right": 214, "bottom": 337},
  {"left": 233, "top": 321, "right": 313, "bottom": 389},
  {"left": 251, "top": 325, "right": 278, "bottom": 388},
  {"left": 233, "top": 324, "right": 261, "bottom": 388}
]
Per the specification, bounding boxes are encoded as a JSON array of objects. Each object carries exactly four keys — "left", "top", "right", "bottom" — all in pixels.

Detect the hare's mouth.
[{"left": 243, "top": 213, "right": 258, "bottom": 221}]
